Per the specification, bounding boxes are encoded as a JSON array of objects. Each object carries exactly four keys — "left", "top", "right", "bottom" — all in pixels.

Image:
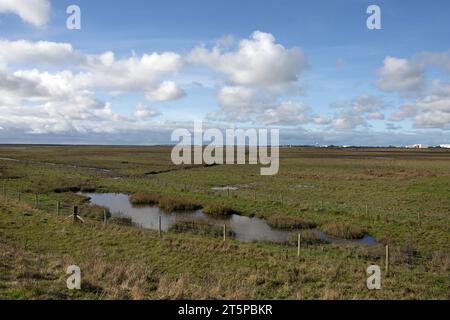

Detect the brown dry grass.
[
  {"left": 322, "top": 223, "right": 365, "bottom": 239},
  {"left": 267, "top": 215, "right": 316, "bottom": 230}
]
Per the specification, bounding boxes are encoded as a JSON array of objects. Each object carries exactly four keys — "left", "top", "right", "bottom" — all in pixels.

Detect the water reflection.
[{"left": 82, "top": 193, "right": 376, "bottom": 245}]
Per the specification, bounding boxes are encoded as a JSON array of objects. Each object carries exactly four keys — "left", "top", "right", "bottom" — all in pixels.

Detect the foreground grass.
[{"left": 0, "top": 197, "right": 448, "bottom": 299}]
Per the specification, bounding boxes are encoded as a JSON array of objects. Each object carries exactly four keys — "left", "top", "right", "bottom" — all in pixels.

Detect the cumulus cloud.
[
  {"left": 376, "top": 56, "right": 425, "bottom": 96},
  {"left": 351, "top": 94, "right": 388, "bottom": 114},
  {"left": 145, "top": 81, "right": 185, "bottom": 101},
  {"left": 0, "top": 40, "right": 185, "bottom": 102},
  {"left": 213, "top": 86, "right": 264, "bottom": 122},
  {"left": 0, "top": 0, "right": 50, "bottom": 27},
  {"left": 327, "top": 94, "right": 387, "bottom": 130},
  {"left": 256, "top": 101, "right": 311, "bottom": 126},
  {"left": 330, "top": 111, "right": 366, "bottom": 130},
  {"left": 391, "top": 81, "right": 450, "bottom": 130},
  {"left": 0, "top": 39, "right": 188, "bottom": 137},
  {"left": 189, "top": 31, "right": 308, "bottom": 93},
  {"left": 192, "top": 31, "right": 309, "bottom": 124},
  {"left": 134, "top": 104, "right": 161, "bottom": 119},
  {"left": 0, "top": 40, "right": 79, "bottom": 67}
]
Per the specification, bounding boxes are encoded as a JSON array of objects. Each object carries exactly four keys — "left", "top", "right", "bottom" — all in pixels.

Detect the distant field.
[{"left": 0, "top": 145, "right": 449, "bottom": 299}]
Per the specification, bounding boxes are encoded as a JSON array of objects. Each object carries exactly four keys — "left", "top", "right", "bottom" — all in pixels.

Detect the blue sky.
[{"left": 0, "top": 0, "right": 449, "bottom": 145}]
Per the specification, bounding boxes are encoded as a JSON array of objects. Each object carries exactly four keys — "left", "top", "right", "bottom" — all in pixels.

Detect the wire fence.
[{"left": 1, "top": 179, "right": 448, "bottom": 276}]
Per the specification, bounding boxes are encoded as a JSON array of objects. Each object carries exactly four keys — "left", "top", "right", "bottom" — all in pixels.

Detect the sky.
[{"left": 0, "top": 0, "right": 449, "bottom": 146}]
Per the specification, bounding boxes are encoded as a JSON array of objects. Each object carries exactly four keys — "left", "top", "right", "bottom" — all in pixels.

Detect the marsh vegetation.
[{"left": 0, "top": 145, "right": 449, "bottom": 299}]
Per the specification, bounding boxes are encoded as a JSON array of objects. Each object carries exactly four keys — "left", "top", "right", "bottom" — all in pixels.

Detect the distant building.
[
  {"left": 440, "top": 144, "right": 450, "bottom": 149},
  {"left": 406, "top": 144, "right": 429, "bottom": 149}
]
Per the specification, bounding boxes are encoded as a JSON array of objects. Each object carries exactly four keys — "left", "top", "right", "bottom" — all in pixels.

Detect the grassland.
[{"left": 0, "top": 145, "right": 449, "bottom": 299}]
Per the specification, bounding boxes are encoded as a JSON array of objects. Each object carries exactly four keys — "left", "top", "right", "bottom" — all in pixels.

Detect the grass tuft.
[
  {"left": 322, "top": 223, "right": 365, "bottom": 239},
  {"left": 158, "top": 196, "right": 202, "bottom": 212},
  {"left": 267, "top": 215, "right": 316, "bottom": 230},
  {"left": 203, "top": 204, "right": 238, "bottom": 217},
  {"left": 130, "top": 192, "right": 160, "bottom": 206}
]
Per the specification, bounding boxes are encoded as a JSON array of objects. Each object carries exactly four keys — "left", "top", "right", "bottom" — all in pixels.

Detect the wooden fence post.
[
  {"left": 158, "top": 215, "right": 162, "bottom": 237},
  {"left": 56, "top": 201, "right": 60, "bottom": 216},
  {"left": 385, "top": 245, "right": 390, "bottom": 276},
  {"left": 73, "top": 206, "right": 78, "bottom": 224},
  {"left": 297, "top": 233, "right": 301, "bottom": 258},
  {"left": 223, "top": 224, "right": 226, "bottom": 242},
  {"left": 365, "top": 204, "right": 368, "bottom": 217},
  {"left": 320, "top": 200, "right": 324, "bottom": 210}
]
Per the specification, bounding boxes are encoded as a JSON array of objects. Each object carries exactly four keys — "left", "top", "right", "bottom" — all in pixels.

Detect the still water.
[{"left": 82, "top": 193, "right": 377, "bottom": 245}]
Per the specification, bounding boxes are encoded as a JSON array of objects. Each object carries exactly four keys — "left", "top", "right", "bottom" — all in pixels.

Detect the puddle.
[
  {"left": 82, "top": 193, "right": 377, "bottom": 246},
  {"left": 211, "top": 183, "right": 255, "bottom": 192},
  {"left": 295, "top": 184, "right": 316, "bottom": 189},
  {"left": 311, "top": 229, "right": 377, "bottom": 246},
  {"left": 211, "top": 186, "right": 239, "bottom": 192}
]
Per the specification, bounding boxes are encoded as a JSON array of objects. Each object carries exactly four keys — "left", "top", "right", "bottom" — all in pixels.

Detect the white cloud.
[
  {"left": 330, "top": 111, "right": 366, "bottom": 130},
  {"left": 256, "top": 101, "right": 310, "bottom": 126},
  {"left": 189, "top": 31, "right": 308, "bottom": 93},
  {"left": 0, "top": 0, "right": 50, "bottom": 27},
  {"left": 0, "top": 40, "right": 78, "bottom": 66},
  {"left": 351, "top": 94, "right": 387, "bottom": 114},
  {"left": 134, "top": 104, "right": 161, "bottom": 119},
  {"left": 376, "top": 56, "right": 425, "bottom": 96},
  {"left": 0, "top": 41, "right": 188, "bottom": 135},
  {"left": 391, "top": 81, "right": 450, "bottom": 129},
  {"left": 326, "top": 94, "right": 387, "bottom": 130},
  {"left": 192, "top": 31, "right": 309, "bottom": 124},
  {"left": 212, "top": 85, "right": 280, "bottom": 122},
  {"left": 144, "top": 81, "right": 185, "bottom": 101},
  {"left": 0, "top": 40, "right": 185, "bottom": 102}
]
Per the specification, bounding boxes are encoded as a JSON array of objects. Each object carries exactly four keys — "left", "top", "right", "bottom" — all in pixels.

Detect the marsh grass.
[
  {"left": 267, "top": 215, "right": 316, "bottom": 230},
  {"left": 130, "top": 192, "right": 160, "bottom": 206},
  {"left": 130, "top": 192, "right": 201, "bottom": 212},
  {"left": 322, "top": 223, "right": 365, "bottom": 239},
  {"left": 158, "top": 196, "right": 201, "bottom": 212},
  {"left": 203, "top": 204, "right": 238, "bottom": 217},
  {"left": 1, "top": 146, "right": 449, "bottom": 299}
]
